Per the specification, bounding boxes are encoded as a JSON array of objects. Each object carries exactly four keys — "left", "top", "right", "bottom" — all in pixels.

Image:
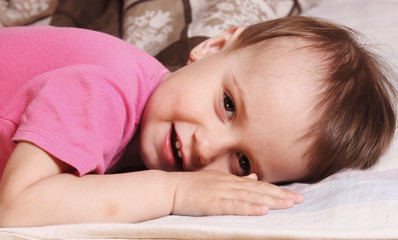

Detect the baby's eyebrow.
[
  {"left": 231, "top": 76, "right": 247, "bottom": 121},
  {"left": 231, "top": 77, "right": 263, "bottom": 179}
]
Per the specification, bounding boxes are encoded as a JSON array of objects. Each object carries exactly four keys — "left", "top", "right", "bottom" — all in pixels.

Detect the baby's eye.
[
  {"left": 223, "top": 93, "right": 235, "bottom": 119},
  {"left": 238, "top": 153, "right": 251, "bottom": 176}
]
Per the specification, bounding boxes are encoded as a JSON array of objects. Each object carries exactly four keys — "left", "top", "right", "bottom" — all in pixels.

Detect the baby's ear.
[{"left": 190, "top": 27, "right": 245, "bottom": 61}]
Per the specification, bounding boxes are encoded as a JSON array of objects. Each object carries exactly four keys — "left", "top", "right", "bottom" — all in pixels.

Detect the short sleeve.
[{"left": 12, "top": 65, "right": 136, "bottom": 175}]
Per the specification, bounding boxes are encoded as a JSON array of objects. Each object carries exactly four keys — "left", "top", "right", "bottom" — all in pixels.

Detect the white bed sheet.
[{"left": 1, "top": 0, "right": 397, "bottom": 239}]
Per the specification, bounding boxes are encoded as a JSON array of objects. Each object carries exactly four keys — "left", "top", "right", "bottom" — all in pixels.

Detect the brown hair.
[{"left": 231, "top": 16, "right": 397, "bottom": 183}]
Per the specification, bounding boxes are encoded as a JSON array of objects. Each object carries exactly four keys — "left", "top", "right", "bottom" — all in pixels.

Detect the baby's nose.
[{"left": 193, "top": 127, "right": 235, "bottom": 166}]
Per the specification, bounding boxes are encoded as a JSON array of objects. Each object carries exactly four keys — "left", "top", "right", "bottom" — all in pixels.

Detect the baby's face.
[{"left": 140, "top": 38, "right": 321, "bottom": 183}]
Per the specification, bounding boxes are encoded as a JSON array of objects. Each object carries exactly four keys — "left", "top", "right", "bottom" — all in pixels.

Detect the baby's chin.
[
  {"left": 138, "top": 139, "right": 153, "bottom": 168},
  {"left": 138, "top": 146, "right": 164, "bottom": 171},
  {"left": 140, "top": 155, "right": 156, "bottom": 170}
]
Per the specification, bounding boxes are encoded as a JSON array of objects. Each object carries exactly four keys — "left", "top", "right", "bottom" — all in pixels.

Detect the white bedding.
[{"left": 1, "top": 0, "right": 397, "bottom": 239}]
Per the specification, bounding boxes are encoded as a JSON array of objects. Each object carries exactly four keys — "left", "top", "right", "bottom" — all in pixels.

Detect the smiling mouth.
[{"left": 171, "top": 124, "right": 183, "bottom": 169}]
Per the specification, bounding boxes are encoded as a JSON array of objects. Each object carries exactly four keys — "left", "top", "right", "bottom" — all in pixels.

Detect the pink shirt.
[{"left": 0, "top": 26, "right": 168, "bottom": 179}]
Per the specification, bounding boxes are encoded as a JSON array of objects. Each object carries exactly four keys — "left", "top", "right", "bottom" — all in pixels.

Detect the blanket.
[{"left": 0, "top": 0, "right": 397, "bottom": 239}]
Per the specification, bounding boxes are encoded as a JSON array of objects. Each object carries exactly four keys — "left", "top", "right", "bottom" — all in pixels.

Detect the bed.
[{"left": 0, "top": 0, "right": 397, "bottom": 239}]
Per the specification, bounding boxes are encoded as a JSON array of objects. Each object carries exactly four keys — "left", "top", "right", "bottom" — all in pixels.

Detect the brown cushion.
[{"left": 122, "top": 0, "right": 302, "bottom": 70}]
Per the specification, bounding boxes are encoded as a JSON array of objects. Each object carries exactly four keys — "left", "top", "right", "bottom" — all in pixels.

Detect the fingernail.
[
  {"left": 284, "top": 198, "right": 294, "bottom": 205},
  {"left": 258, "top": 206, "right": 269, "bottom": 215},
  {"left": 294, "top": 193, "right": 304, "bottom": 202}
]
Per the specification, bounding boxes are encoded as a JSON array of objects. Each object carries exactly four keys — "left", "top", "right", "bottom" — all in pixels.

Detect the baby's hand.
[{"left": 170, "top": 171, "right": 303, "bottom": 216}]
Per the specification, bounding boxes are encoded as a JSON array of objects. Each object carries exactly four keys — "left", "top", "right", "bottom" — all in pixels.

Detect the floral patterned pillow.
[
  {"left": 0, "top": 0, "right": 57, "bottom": 26},
  {"left": 122, "top": 0, "right": 319, "bottom": 57}
]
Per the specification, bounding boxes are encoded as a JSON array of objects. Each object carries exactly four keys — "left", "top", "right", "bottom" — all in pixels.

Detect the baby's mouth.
[{"left": 171, "top": 124, "right": 183, "bottom": 169}]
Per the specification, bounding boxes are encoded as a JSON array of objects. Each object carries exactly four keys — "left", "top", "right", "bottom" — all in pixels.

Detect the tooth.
[
  {"left": 178, "top": 150, "right": 182, "bottom": 158},
  {"left": 175, "top": 140, "right": 180, "bottom": 149}
]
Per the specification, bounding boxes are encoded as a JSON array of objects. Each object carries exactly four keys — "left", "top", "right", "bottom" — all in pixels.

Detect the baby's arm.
[
  {"left": 0, "top": 142, "right": 177, "bottom": 227},
  {"left": 0, "top": 142, "right": 302, "bottom": 227}
]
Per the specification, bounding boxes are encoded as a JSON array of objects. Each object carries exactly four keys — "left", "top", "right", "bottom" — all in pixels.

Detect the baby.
[{"left": 0, "top": 16, "right": 396, "bottom": 227}]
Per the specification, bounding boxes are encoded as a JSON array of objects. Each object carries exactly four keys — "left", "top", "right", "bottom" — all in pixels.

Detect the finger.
[
  {"left": 217, "top": 198, "right": 269, "bottom": 216},
  {"left": 226, "top": 189, "right": 295, "bottom": 210},
  {"left": 244, "top": 173, "right": 258, "bottom": 180},
  {"left": 236, "top": 180, "right": 304, "bottom": 204},
  {"left": 292, "top": 192, "right": 304, "bottom": 203}
]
